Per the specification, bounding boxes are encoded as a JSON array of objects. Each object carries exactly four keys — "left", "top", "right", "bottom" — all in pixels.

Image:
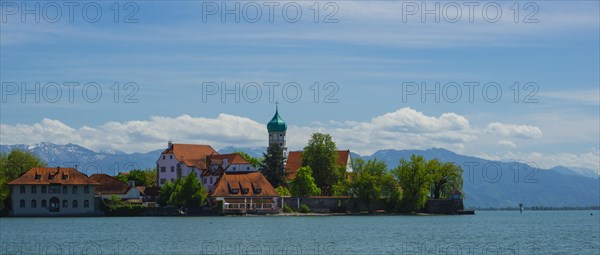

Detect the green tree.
[
  {"left": 429, "top": 161, "right": 463, "bottom": 199},
  {"left": 275, "top": 186, "right": 291, "bottom": 196},
  {"left": 290, "top": 166, "right": 320, "bottom": 197},
  {"left": 392, "top": 155, "right": 430, "bottom": 213},
  {"left": 116, "top": 168, "right": 157, "bottom": 187},
  {"left": 169, "top": 173, "right": 207, "bottom": 207},
  {"left": 259, "top": 143, "right": 286, "bottom": 188},
  {"left": 349, "top": 159, "right": 401, "bottom": 211},
  {"left": 0, "top": 150, "right": 46, "bottom": 210},
  {"left": 234, "top": 151, "right": 262, "bottom": 168},
  {"left": 302, "top": 133, "right": 339, "bottom": 195},
  {"left": 158, "top": 181, "right": 175, "bottom": 206},
  {"left": 0, "top": 149, "right": 47, "bottom": 181}
]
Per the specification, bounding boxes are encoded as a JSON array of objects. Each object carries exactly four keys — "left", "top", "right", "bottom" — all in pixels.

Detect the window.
[
  {"left": 72, "top": 186, "right": 78, "bottom": 194},
  {"left": 62, "top": 200, "right": 68, "bottom": 208},
  {"left": 246, "top": 166, "right": 250, "bottom": 170},
  {"left": 72, "top": 200, "right": 78, "bottom": 208},
  {"left": 62, "top": 186, "right": 67, "bottom": 194},
  {"left": 162, "top": 155, "right": 165, "bottom": 160},
  {"left": 31, "top": 186, "right": 36, "bottom": 194},
  {"left": 279, "top": 134, "right": 282, "bottom": 136},
  {"left": 84, "top": 200, "right": 90, "bottom": 208},
  {"left": 160, "top": 166, "right": 166, "bottom": 172},
  {"left": 210, "top": 177, "right": 213, "bottom": 183},
  {"left": 203, "top": 178, "right": 207, "bottom": 184},
  {"left": 20, "top": 186, "right": 25, "bottom": 194},
  {"left": 20, "top": 200, "right": 25, "bottom": 208},
  {"left": 41, "top": 186, "right": 47, "bottom": 194},
  {"left": 41, "top": 200, "right": 47, "bottom": 208},
  {"left": 31, "top": 200, "right": 37, "bottom": 208},
  {"left": 171, "top": 166, "right": 174, "bottom": 172},
  {"left": 49, "top": 185, "right": 60, "bottom": 194},
  {"left": 170, "top": 178, "right": 174, "bottom": 182},
  {"left": 233, "top": 167, "right": 236, "bottom": 170},
  {"left": 170, "top": 155, "right": 173, "bottom": 159},
  {"left": 84, "top": 186, "right": 89, "bottom": 194},
  {"left": 160, "top": 178, "right": 166, "bottom": 184},
  {"left": 279, "top": 142, "right": 282, "bottom": 146}
]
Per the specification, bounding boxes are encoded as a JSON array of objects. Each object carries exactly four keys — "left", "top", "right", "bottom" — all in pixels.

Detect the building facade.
[
  {"left": 8, "top": 167, "right": 99, "bottom": 216},
  {"left": 156, "top": 142, "right": 258, "bottom": 193}
]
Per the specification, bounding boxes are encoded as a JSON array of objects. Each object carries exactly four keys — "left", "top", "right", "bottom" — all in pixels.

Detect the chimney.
[{"left": 168, "top": 141, "right": 172, "bottom": 148}]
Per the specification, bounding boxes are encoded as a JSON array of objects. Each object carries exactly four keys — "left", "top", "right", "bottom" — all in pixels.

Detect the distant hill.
[{"left": 2, "top": 143, "right": 598, "bottom": 208}]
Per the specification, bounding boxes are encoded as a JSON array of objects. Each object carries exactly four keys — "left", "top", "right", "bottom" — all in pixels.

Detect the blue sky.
[{"left": 1, "top": 1, "right": 599, "bottom": 171}]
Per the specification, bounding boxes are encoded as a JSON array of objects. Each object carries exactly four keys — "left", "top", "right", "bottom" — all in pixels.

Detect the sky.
[{"left": 1, "top": 1, "right": 599, "bottom": 172}]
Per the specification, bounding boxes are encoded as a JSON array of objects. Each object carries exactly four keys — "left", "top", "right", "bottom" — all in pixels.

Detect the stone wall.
[
  {"left": 424, "top": 199, "right": 464, "bottom": 214},
  {"left": 279, "top": 197, "right": 388, "bottom": 213}
]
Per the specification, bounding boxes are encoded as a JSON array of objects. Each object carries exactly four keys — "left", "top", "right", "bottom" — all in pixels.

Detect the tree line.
[{"left": 258, "top": 132, "right": 463, "bottom": 213}]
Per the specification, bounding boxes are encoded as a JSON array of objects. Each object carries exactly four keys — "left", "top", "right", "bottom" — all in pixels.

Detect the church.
[{"left": 153, "top": 107, "right": 292, "bottom": 213}]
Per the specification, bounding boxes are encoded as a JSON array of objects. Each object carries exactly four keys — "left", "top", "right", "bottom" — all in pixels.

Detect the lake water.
[{"left": 1, "top": 211, "right": 599, "bottom": 255}]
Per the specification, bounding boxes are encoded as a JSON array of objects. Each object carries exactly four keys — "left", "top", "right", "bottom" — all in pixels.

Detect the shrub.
[
  {"left": 299, "top": 204, "right": 311, "bottom": 213},
  {"left": 282, "top": 204, "right": 294, "bottom": 213}
]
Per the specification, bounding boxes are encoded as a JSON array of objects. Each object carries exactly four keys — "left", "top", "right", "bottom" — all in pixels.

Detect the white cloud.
[
  {"left": 0, "top": 107, "right": 476, "bottom": 155},
  {"left": 486, "top": 122, "right": 543, "bottom": 139},
  {"left": 498, "top": 140, "right": 517, "bottom": 148},
  {"left": 0, "top": 114, "right": 266, "bottom": 153},
  {"left": 4, "top": 107, "right": 593, "bottom": 170}
]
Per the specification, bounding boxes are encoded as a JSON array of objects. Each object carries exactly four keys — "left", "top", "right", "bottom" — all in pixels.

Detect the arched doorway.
[{"left": 49, "top": 197, "right": 60, "bottom": 212}]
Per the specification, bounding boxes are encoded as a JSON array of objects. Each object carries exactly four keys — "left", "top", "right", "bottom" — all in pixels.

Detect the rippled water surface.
[{"left": 1, "top": 210, "right": 599, "bottom": 254}]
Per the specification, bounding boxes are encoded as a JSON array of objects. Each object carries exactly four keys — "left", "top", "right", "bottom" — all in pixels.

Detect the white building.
[
  {"left": 156, "top": 142, "right": 257, "bottom": 193},
  {"left": 8, "top": 167, "right": 99, "bottom": 216}
]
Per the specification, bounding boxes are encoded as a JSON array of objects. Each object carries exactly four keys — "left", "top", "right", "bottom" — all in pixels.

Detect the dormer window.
[
  {"left": 35, "top": 174, "right": 41, "bottom": 180},
  {"left": 230, "top": 188, "right": 239, "bottom": 194},
  {"left": 241, "top": 188, "right": 249, "bottom": 194},
  {"left": 62, "top": 174, "right": 68, "bottom": 180},
  {"left": 254, "top": 188, "right": 262, "bottom": 194}
]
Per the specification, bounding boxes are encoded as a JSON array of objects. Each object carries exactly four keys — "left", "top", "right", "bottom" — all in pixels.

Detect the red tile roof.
[
  {"left": 211, "top": 171, "right": 279, "bottom": 197},
  {"left": 161, "top": 144, "right": 218, "bottom": 169},
  {"left": 8, "top": 167, "right": 100, "bottom": 185},
  {"left": 89, "top": 174, "right": 131, "bottom": 195},
  {"left": 209, "top": 153, "right": 250, "bottom": 165},
  {"left": 285, "top": 150, "right": 351, "bottom": 179}
]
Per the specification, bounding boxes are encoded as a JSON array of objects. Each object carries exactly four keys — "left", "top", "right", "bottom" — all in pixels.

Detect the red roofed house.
[
  {"left": 285, "top": 150, "right": 353, "bottom": 180},
  {"left": 156, "top": 142, "right": 259, "bottom": 193},
  {"left": 211, "top": 171, "right": 280, "bottom": 214},
  {"left": 8, "top": 167, "right": 99, "bottom": 216},
  {"left": 89, "top": 174, "right": 142, "bottom": 202}
]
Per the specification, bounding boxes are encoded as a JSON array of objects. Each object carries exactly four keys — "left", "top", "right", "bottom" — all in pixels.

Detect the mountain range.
[{"left": 1, "top": 142, "right": 598, "bottom": 208}]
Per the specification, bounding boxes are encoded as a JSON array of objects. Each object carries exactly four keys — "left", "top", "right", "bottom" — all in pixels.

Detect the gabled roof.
[
  {"left": 285, "top": 150, "right": 352, "bottom": 179},
  {"left": 160, "top": 144, "right": 218, "bottom": 169},
  {"left": 8, "top": 167, "right": 100, "bottom": 185},
  {"left": 202, "top": 153, "right": 252, "bottom": 176},
  {"left": 89, "top": 174, "right": 130, "bottom": 195},
  {"left": 136, "top": 186, "right": 159, "bottom": 196},
  {"left": 209, "top": 153, "right": 249, "bottom": 165},
  {"left": 211, "top": 172, "right": 279, "bottom": 197}
]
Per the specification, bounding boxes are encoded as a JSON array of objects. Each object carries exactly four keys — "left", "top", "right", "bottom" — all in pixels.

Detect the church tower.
[{"left": 267, "top": 104, "right": 287, "bottom": 155}]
